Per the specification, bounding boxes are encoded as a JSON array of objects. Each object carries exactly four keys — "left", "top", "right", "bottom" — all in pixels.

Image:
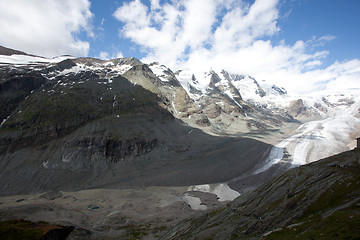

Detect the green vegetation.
[
  {"left": 304, "top": 178, "right": 359, "bottom": 218},
  {"left": 0, "top": 219, "right": 49, "bottom": 240},
  {"left": 266, "top": 156, "right": 360, "bottom": 240},
  {"left": 1, "top": 75, "right": 164, "bottom": 139},
  {"left": 265, "top": 208, "right": 360, "bottom": 240},
  {"left": 122, "top": 224, "right": 150, "bottom": 240}
]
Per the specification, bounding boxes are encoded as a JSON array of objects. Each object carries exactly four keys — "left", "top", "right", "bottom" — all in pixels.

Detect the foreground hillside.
[
  {"left": 163, "top": 149, "right": 360, "bottom": 240},
  {"left": 0, "top": 147, "right": 359, "bottom": 239}
]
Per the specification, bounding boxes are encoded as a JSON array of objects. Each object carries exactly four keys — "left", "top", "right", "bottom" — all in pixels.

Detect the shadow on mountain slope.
[{"left": 0, "top": 64, "right": 271, "bottom": 195}]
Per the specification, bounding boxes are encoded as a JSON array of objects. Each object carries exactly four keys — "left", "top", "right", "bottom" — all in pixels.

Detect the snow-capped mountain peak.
[{"left": 2, "top": 45, "right": 359, "bottom": 170}]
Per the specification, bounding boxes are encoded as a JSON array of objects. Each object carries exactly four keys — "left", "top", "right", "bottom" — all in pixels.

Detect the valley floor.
[{"left": 0, "top": 186, "right": 232, "bottom": 239}]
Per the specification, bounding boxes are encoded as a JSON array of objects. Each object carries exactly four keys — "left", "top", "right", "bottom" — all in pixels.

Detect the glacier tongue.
[
  {"left": 256, "top": 94, "right": 360, "bottom": 173},
  {"left": 290, "top": 99, "right": 360, "bottom": 165}
]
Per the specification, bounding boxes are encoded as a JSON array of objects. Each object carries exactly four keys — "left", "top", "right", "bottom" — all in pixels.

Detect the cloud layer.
[
  {"left": 114, "top": 0, "right": 360, "bottom": 95},
  {"left": 0, "top": 0, "right": 93, "bottom": 57}
]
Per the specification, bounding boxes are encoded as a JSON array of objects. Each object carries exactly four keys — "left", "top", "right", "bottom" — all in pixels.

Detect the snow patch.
[
  {"left": 0, "top": 115, "right": 11, "bottom": 127},
  {"left": 177, "top": 70, "right": 212, "bottom": 96},
  {"left": 42, "top": 161, "right": 49, "bottom": 169},
  {"left": 149, "top": 64, "right": 170, "bottom": 82},
  {"left": 188, "top": 183, "right": 240, "bottom": 202},
  {"left": 58, "top": 64, "right": 85, "bottom": 76},
  {"left": 0, "top": 54, "right": 72, "bottom": 65},
  {"left": 182, "top": 194, "right": 207, "bottom": 210},
  {"left": 114, "top": 64, "right": 132, "bottom": 74},
  {"left": 224, "top": 90, "right": 242, "bottom": 108}
]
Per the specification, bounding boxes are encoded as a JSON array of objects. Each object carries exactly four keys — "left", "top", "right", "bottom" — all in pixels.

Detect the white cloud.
[
  {"left": 0, "top": 0, "right": 93, "bottom": 57},
  {"left": 113, "top": 0, "right": 217, "bottom": 67},
  {"left": 114, "top": 0, "right": 360, "bottom": 95},
  {"left": 113, "top": 0, "right": 149, "bottom": 27},
  {"left": 180, "top": 0, "right": 217, "bottom": 50},
  {"left": 99, "top": 51, "right": 123, "bottom": 60},
  {"left": 150, "top": 0, "right": 161, "bottom": 10},
  {"left": 116, "top": 51, "right": 124, "bottom": 58},
  {"left": 99, "top": 51, "right": 110, "bottom": 60},
  {"left": 306, "top": 35, "right": 336, "bottom": 49},
  {"left": 213, "top": 0, "right": 279, "bottom": 52}
]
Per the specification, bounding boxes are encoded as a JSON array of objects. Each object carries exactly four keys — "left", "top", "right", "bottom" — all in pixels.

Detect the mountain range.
[
  {"left": 0, "top": 45, "right": 359, "bottom": 239},
  {"left": 0, "top": 46, "right": 273, "bottom": 196}
]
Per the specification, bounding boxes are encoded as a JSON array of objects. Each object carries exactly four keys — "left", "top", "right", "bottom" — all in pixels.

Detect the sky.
[{"left": 0, "top": 0, "right": 359, "bottom": 95}]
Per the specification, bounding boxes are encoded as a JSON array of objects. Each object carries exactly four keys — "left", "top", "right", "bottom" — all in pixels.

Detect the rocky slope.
[
  {"left": 2, "top": 46, "right": 360, "bottom": 163},
  {"left": 1, "top": 46, "right": 359, "bottom": 195},
  {"left": 162, "top": 148, "right": 360, "bottom": 240},
  {"left": 175, "top": 69, "right": 297, "bottom": 135},
  {"left": 0, "top": 50, "right": 271, "bottom": 196},
  {"left": 0, "top": 45, "right": 32, "bottom": 56}
]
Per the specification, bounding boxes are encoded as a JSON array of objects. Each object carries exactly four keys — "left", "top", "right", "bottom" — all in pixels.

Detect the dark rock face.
[
  {"left": 0, "top": 69, "right": 46, "bottom": 121},
  {"left": 43, "top": 226, "right": 75, "bottom": 240},
  {"left": 272, "top": 84, "right": 287, "bottom": 95},
  {"left": 195, "top": 116, "right": 211, "bottom": 127},
  {"left": 66, "top": 227, "right": 92, "bottom": 240},
  {"left": 0, "top": 45, "right": 29, "bottom": 56},
  {"left": 288, "top": 98, "right": 307, "bottom": 117},
  {"left": 104, "top": 138, "right": 158, "bottom": 163},
  {"left": 43, "top": 59, "right": 76, "bottom": 73},
  {"left": 0, "top": 219, "right": 74, "bottom": 240},
  {"left": 0, "top": 70, "right": 167, "bottom": 152}
]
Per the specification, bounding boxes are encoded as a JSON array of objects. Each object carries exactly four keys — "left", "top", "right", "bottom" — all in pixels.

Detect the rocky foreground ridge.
[{"left": 162, "top": 149, "right": 360, "bottom": 240}]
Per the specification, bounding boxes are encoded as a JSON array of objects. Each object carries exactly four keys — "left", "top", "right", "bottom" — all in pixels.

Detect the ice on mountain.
[
  {"left": 114, "top": 64, "right": 132, "bottom": 74},
  {"left": 177, "top": 70, "right": 213, "bottom": 97},
  {"left": 0, "top": 54, "right": 73, "bottom": 65},
  {"left": 149, "top": 63, "right": 170, "bottom": 82}
]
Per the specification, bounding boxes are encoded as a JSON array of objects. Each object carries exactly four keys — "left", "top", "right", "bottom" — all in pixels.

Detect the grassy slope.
[
  {"left": 163, "top": 149, "right": 360, "bottom": 240},
  {"left": 265, "top": 150, "right": 360, "bottom": 240}
]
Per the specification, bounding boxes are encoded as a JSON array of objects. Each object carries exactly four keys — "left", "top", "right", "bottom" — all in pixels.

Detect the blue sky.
[
  {"left": 85, "top": 0, "right": 360, "bottom": 66},
  {"left": 0, "top": 0, "right": 359, "bottom": 94},
  {"left": 89, "top": 0, "right": 360, "bottom": 64},
  {"left": 276, "top": 0, "right": 360, "bottom": 65}
]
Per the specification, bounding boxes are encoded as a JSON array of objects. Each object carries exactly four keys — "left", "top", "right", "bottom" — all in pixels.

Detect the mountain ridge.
[
  {"left": 1, "top": 46, "right": 359, "bottom": 195},
  {"left": 0, "top": 46, "right": 359, "bottom": 239},
  {"left": 0, "top": 48, "right": 274, "bottom": 196}
]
